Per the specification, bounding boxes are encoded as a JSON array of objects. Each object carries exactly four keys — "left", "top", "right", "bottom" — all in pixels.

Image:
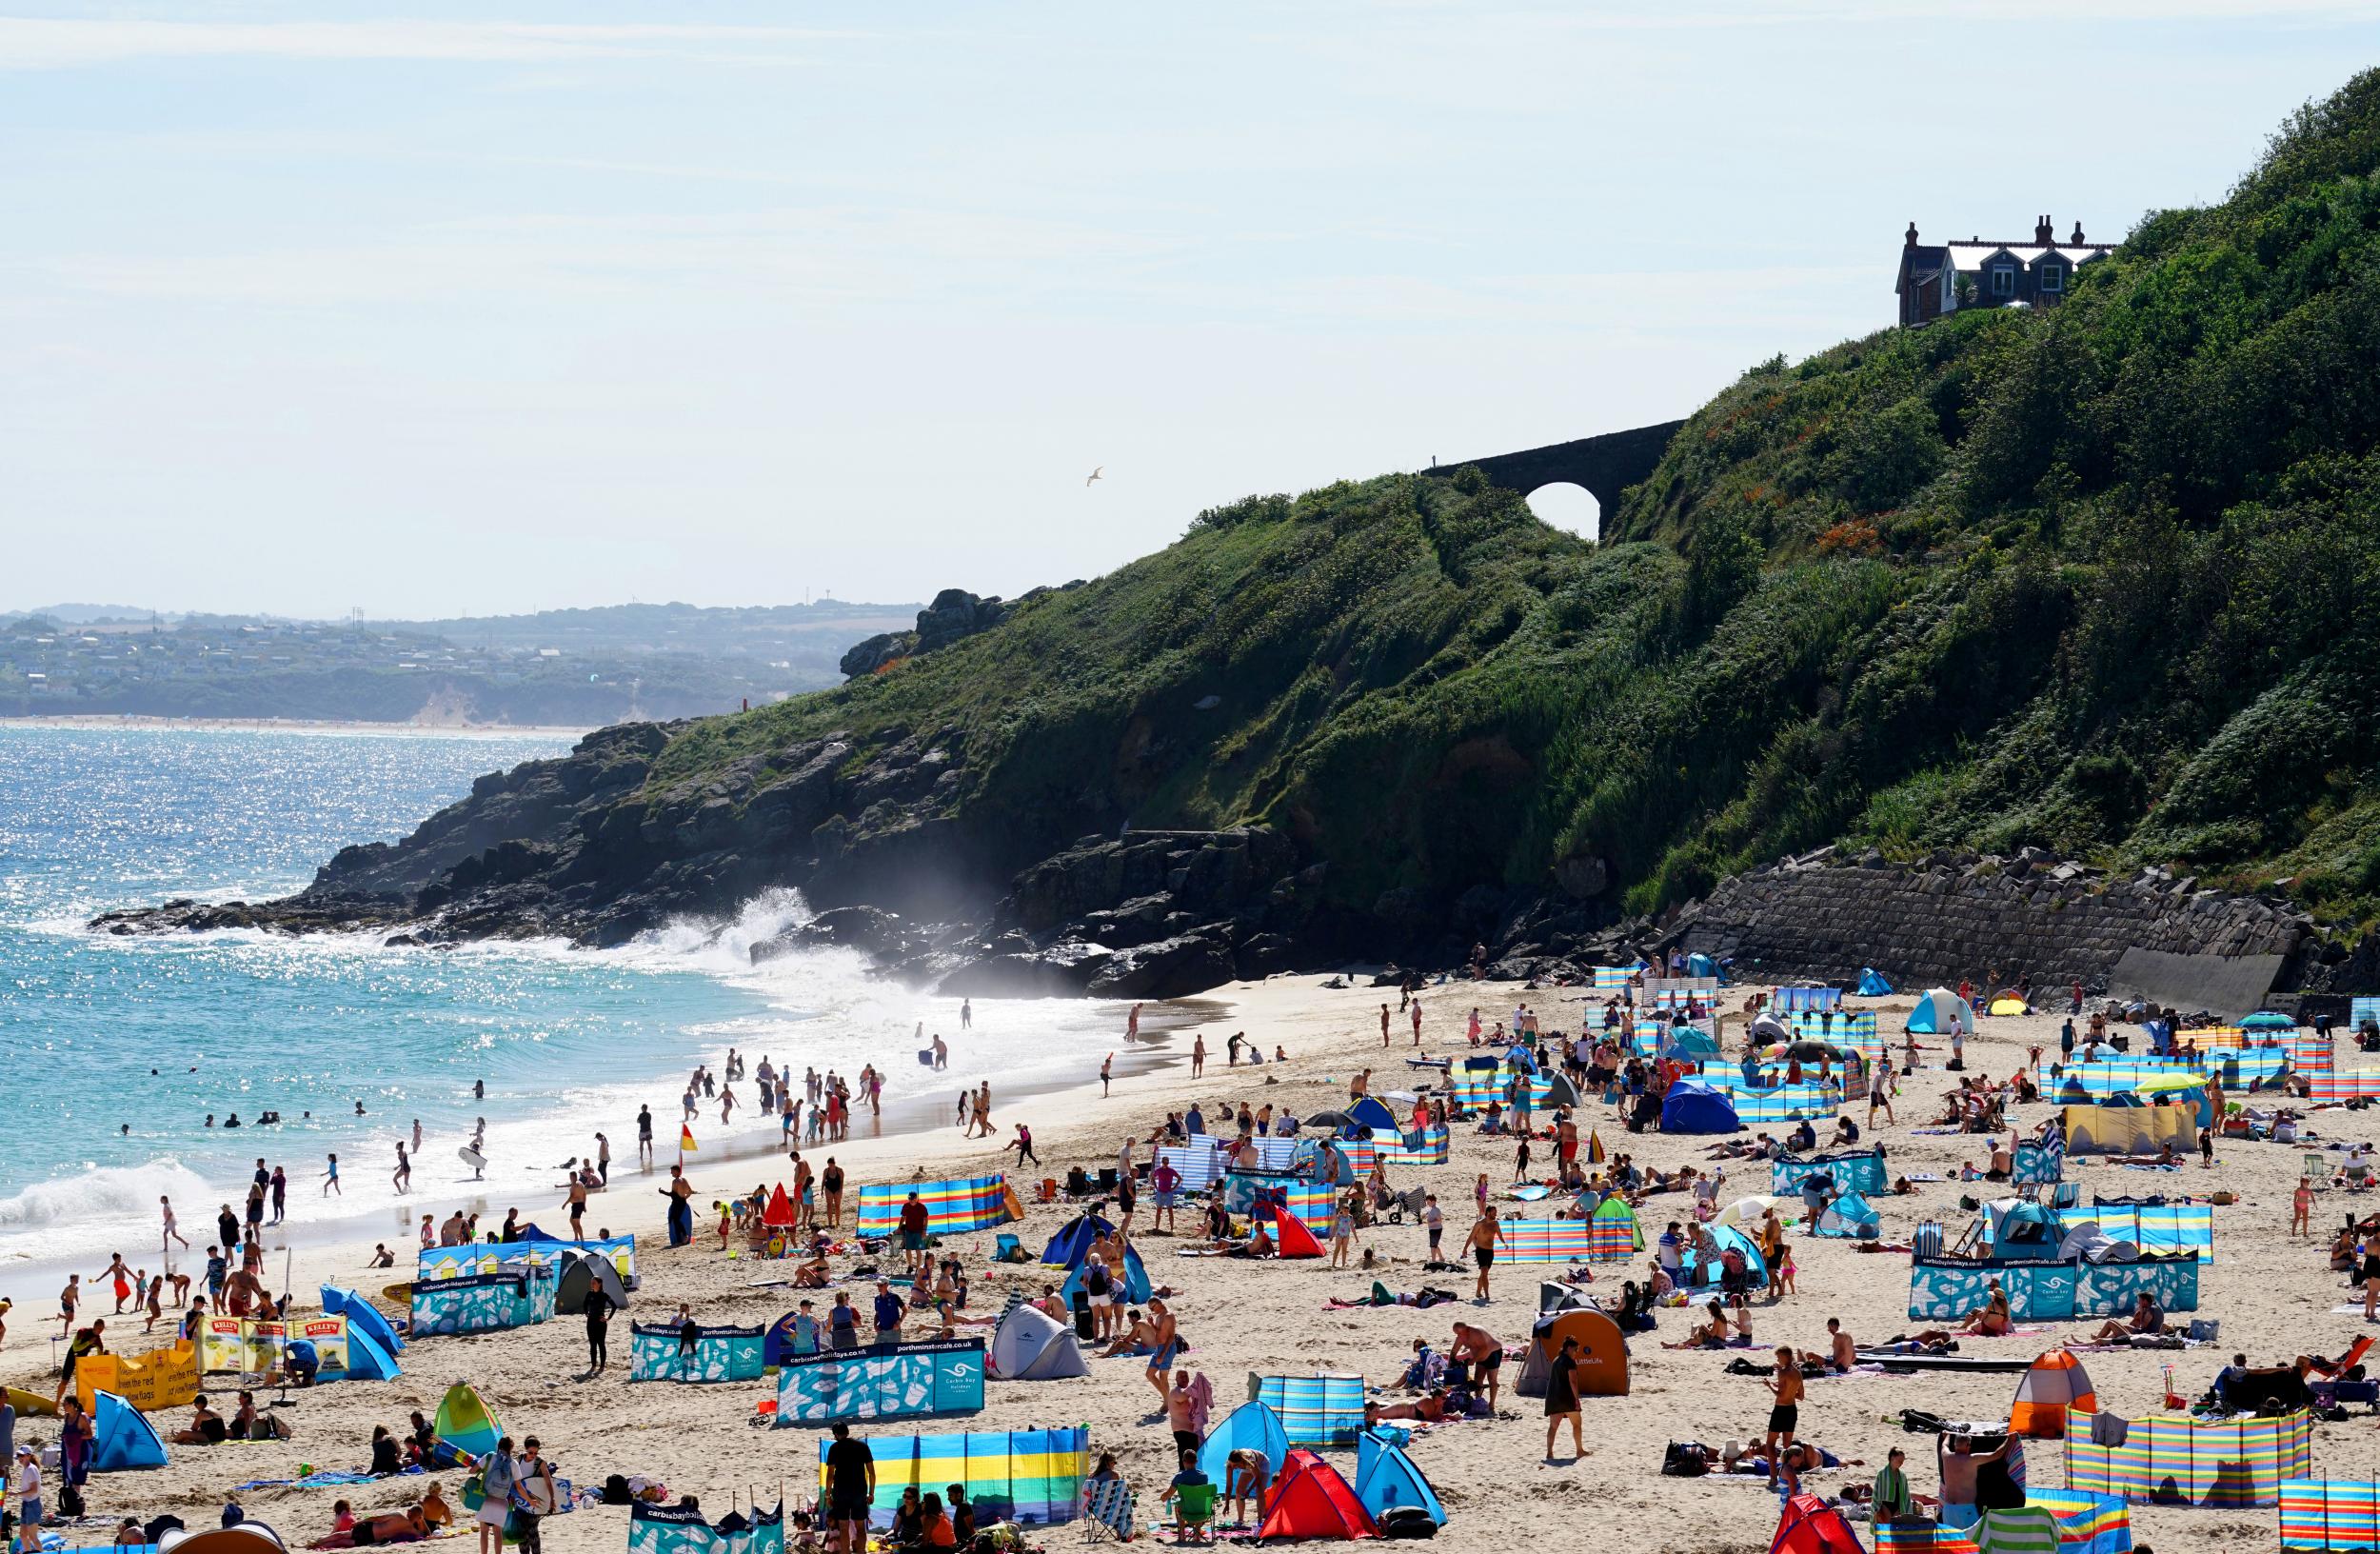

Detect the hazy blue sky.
[{"left": 4, "top": 2, "right": 2371, "bottom": 618}]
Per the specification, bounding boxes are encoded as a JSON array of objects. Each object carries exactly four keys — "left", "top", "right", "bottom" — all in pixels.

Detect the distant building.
[{"left": 1897, "top": 215, "right": 2112, "bottom": 326}]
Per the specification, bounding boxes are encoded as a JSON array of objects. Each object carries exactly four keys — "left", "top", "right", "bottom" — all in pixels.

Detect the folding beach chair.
[
  {"left": 1912, "top": 1220, "right": 1944, "bottom": 1261},
  {"left": 1171, "top": 1483, "right": 1218, "bottom": 1544},
  {"left": 1083, "top": 1477, "right": 1137, "bottom": 1542},
  {"left": 2309, "top": 1152, "right": 2330, "bottom": 1187}
]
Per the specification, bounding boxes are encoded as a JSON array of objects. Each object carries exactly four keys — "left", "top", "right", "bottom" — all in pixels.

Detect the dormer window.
[
  {"left": 1992, "top": 266, "right": 2016, "bottom": 296},
  {"left": 2039, "top": 264, "right": 2063, "bottom": 292}
]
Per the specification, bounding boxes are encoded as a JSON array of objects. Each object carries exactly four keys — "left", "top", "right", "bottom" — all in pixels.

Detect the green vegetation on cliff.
[{"left": 656, "top": 70, "right": 2380, "bottom": 929}]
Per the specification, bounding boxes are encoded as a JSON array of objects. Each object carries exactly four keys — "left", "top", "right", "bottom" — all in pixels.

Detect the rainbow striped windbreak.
[
  {"left": 1872, "top": 1491, "right": 2130, "bottom": 1554},
  {"left": 1491, "top": 1217, "right": 1597, "bottom": 1264},
  {"left": 2078, "top": 1200, "right": 2214, "bottom": 1263},
  {"left": 854, "top": 1175, "right": 1011, "bottom": 1237},
  {"left": 2067, "top": 1410, "right": 2313, "bottom": 1506},
  {"left": 2282, "top": 1478, "right": 2380, "bottom": 1551},
  {"left": 822, "top": 1426, "right": 1088, "bottom": 1529},
  {"left": 2311, "top": 1070, "right": 2380, "bottom": 1106}
]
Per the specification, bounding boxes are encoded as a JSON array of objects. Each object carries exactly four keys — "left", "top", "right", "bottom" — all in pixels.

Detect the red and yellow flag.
[{"left": 680, "top": 1124, "right": 698, "bottom": 1154}]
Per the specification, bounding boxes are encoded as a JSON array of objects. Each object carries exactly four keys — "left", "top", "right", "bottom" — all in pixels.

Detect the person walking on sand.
[
  {"left": 1009, "top": 1124, "right": 1039, "bottom": 1168},
  {"left": 160, "top": 1197, "right": 188, "bottom": 1255},
  {"left": 1100, "top": 1053, "right": 1113, "bottom": 1098},
  {"left": 1127, "top": 1003, "right": 1140, "bottom": 1042},
  {"left": 1542, "top": 1334, "right": 1590, "bottom": 1463},
  {"left": 1762, "top": 1346, "right": 1803, "bottom": 1486},
  {"left": 595, "top": 1131, "right": 610, "bottom": 1186},
  {"left": 393, "top": 1144, "right": 411, "bottom": 1194},
  {"left": 475, "top": 1437, "right": 518, "bottom": 1554},
  {"left": 1142, "top": 1299, "right": 1179, "bottom": 1404},
  {"left": 2294, "top": 1176, "right": 2314, "bottom": 1238},
  {"left": 1380, "top": 1004, "right": 1392, "bottom": 1046},
  {"left": 961, "top": 998, "right": 972, "bottom": 1031},
  {"left": 637, "top": 1105, "right": 654, "bottom": 1167},
  {"left": 973, "top": 1083, "right": 993, "bottom": 1138},
  {"left": 1411, "top": 1000, "right": 1423, "bottom": 1046},
  {"left": 1192, "top": 1033, "right": 1206, "bottom": 1078},
  {"left": 322, "top": 1153, "right": 341, "bottom": 1196},
  {"left": 1466, "top": 1206, "right": 1512, "bottom": 1302}
]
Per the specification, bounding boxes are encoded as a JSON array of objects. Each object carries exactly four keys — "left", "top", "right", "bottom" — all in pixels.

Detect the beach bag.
[
  {"left": 1661, "top": 1442, "right": 1711, "bottom": 1477},
  {"left": 1380, "top": 1507, "right": 1438, "bottom": 1540},
  {"left": 60, "top": 1484, "right": 86, "bottom": 1519}
]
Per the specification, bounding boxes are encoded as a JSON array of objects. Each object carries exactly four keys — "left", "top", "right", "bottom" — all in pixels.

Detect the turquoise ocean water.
[{"left": 0, "top": 725, "right": 1121, "bottom": 1276}]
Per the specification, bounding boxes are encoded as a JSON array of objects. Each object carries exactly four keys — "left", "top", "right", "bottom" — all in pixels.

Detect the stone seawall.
[{"left": 1670, "top": 848, "right": 2318, "bottom": 989}]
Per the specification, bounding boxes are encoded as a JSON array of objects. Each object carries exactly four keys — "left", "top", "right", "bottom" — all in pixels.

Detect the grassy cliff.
[{"left": 649, "top": 70, "right": 2380, "bottom": 936}]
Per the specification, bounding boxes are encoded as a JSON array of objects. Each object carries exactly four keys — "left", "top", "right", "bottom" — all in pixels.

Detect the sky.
[{"left": 3, "top": 2, "right": 2374, "bottom": 619}]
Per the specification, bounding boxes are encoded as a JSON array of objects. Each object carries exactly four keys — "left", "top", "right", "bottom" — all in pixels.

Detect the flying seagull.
[{"left": 1085, "top": 466, "right": 1103, "bottom": 487}]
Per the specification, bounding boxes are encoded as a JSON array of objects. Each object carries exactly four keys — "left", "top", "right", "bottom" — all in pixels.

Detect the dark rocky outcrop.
[{"left": 839, "top": 588, "right": 1015, "bottom": 681}]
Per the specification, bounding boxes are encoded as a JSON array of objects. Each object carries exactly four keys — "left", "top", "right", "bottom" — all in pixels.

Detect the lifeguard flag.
[{"left": 680, "top": 1125, "right": 698, "bottom": 1154}]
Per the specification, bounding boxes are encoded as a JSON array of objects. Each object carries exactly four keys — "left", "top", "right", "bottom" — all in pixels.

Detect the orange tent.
[
  {"left": 2009, "top": 1348, "right": 2097, "bottom": 1438},
  {"left": 1257, "top": 1448, "right": 1378, "bottom": 1541}
]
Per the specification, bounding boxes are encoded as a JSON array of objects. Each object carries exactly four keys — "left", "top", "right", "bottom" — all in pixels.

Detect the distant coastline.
[{"left": 1, "top": 713, "right": 595, "bottom": 737}]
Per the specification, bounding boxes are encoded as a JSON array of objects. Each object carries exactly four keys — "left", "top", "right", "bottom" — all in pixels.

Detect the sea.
[{"left": 0, "top": 724, "right": 1132, "bottom": 1280}]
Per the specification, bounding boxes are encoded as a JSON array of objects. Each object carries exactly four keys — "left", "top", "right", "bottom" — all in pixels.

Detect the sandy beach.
[{"left": 3, "top": 973, "right": 2367, "bottom": 1554}]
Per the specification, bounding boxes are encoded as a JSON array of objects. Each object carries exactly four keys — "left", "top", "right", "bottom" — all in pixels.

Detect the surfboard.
[
  {"left": 458, "top": 1146, "right": 486, "bottom": 1168},
  {"left": 4, "top": 1385, "right": 57, "bottom": 1418},
  {"left": 917, "top": 1049, "right": 936, "bottom": 1066}
]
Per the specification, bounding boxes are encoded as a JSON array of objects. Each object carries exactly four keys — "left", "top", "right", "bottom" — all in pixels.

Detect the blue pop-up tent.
[
  {"left": 89, "top": 1391, "right": 169, "bottom": 1471},
  {"left": 1346, "top": 1096, "right": 1399, "bottom": 1134},
  {"left": 1659, "top": 1079, "right": 1741, "bottom": 1134},
  {"left": 1905, "top": 988, "right": 1974, "bottom": 1036},
  {"left": 1355, "top": 1431, "right": 1446, "bottom": 1525},
  {"left": 1197, "top": 1401, "right": 1289, "bottom": 1485},
  {"left": 324, "top": 1285, "right": 406, "bottom": 1355},
  {"left": 1857, "top": 967, "right": 1894, "bottom": 997},
  {"left": 1039, "top": 1212, "right": 1114, "bottom": 1267}
]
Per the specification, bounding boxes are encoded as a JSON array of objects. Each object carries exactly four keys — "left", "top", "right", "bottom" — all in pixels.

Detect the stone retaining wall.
[{"left": 1671, "top": 849, "right": 2316, "bottom": 989}]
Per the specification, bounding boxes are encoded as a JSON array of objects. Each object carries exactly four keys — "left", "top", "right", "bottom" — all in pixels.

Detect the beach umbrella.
[
  {"left": 1713, "top": 1194, "right": 1784, "bottom": 1228},
  {"left": 1308, "top": 1109, "right": 1355, "bottom": 1129}
]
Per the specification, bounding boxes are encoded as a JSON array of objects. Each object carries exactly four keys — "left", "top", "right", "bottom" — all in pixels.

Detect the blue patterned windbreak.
[{"left": 775, "top": 1339, "right": 985, "bottom": 1425}]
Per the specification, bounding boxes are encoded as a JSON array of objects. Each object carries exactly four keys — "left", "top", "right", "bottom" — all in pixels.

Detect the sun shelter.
[
  {"left": 1514, "top": 1309, "right": 1628, "bottom": 1399},
  {"left": 2063, "top": 1104, "right": 2196, "bottom": 1157},
  {"left": 1040, "top": 1211, "right": 1115, "bottom": 1266},
  {"left": 1858, "top": 967, "right": 1894, "bottom": 996},
  {"left": 1682, "top": 1224, "right": 1769, "bottom": 1292},
  {"left": 1815, "top": 1192, "right": 1881, "bottom": 1239},
  {"left": 856, "top": 1174, "right": 1014, "bottom": 1238},
  {"left": 1585, "top": 1197, "right": 1643, "bottom": 1261},
  {"left": 1058, "top": 1243, "right": 1153, "bottom": 1305},
  {"left": 1539, "top": 1072, "right": 1584, "bottom": 1110},
  {"left": 1907, "top": 988, "right": 1975, "bottom": 1037},
  {"left": 2281, "top": 1478, "right": 2380, "bottom": 1552},
  {"left": 88, "top": 1390, "right": 169, "bottom": 1471},
  {"left": 1768, "top": 1494, "right": 1866, "bottom": 1554},
  {"left": 342, "top": 1326, "right": 401, "bottom": 1383},
  {"left": 627, "top": 1501, "right": 785, "bottom": 1554},
  {"left": 161, "top": 1529, "right": 290, "bottom": 1554},
  {"left": 988, "top": 1305, "right": 1087, "bottom": 1381},
  {"left": 320, "top": 1286, "right": 405, "bottom": 1355},
  {"left": 2013, "top": 1134, "right": 2066, "bottom": 1185},
  {"left": 822, "top": 1426, "right": 1086, "bottom": 1530},
  {"left": 1660, "top": 1078, "right": 1741, "bottom": 1134},
  {"left": 1198, "top": 1400, "right": 1290, "bottom": 1486},
  {"left": 555, "top": 1253, "right": 630, "bottom": 1315},
  {"left": 2008, "top": 1350, "right": 2097, "bottom": 1438},
  {"left": 1257, "top": 1449, "right": 1378, "bottom": 1542},
  {"left": 1253, "top": 1374, "right": 1366, "bottom": 1447},
  {"left": 1353, "top": 1432, "right": 1445, "bottom": 1526},
  {"left": 1267, "top": 1209, "right": 1326, "bottom": 1259},
  {"left": 776, "top": 1338, "right": 985, "bottom": 1424},
  {"left": 431, "top": 1382, "right": 504, "bottom": 1462},
  {"left": 630, "top": 1323, "right": 766, "bottom": 1383},
  {"left": 1346, "top": 1096, "right": 1400, "bottom": 1134},
  {"left": 2067, "top": 1409, "right": 2314, "bottom": 1506}
]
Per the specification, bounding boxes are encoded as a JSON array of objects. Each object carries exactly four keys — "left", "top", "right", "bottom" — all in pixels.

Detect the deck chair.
[
  {"left": 1912, "top": 1220, "right": 1944, "bottom": 1261},
  {"left": 1170, "top": 1482, "right": 1217, "bottom": 1544},
  {"left": 1083, "top": 1477, "right": 1137, "bottom": 1542},
  {"left": 2309, "top": 1152, "right": 2330, "bottom": 1186},
  {"left": 2051, "top": 1183, "right": 2081, "bottom": 1209},
  {"left": 992, "top": 1232, "right": 1026, "bottom": 1263}
]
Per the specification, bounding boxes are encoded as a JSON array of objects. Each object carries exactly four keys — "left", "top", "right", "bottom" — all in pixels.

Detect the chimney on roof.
[
  {"left": 2070, "top": 220, "right": 2086, "bottom": 245},
  {"left": 1906, "top": 220, "right": 1918, "bottom": 248},
  {"left": 2035, "top": 214, "right": 2054, "bottom": 245}
]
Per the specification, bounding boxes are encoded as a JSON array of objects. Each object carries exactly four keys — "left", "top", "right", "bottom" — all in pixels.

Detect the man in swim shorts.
[{"left": 1465, "top": 1206, "right": 1512, "bottom": 1301}]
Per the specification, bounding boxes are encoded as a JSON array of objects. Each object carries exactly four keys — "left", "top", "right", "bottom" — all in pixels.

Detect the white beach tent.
[
  {"left": 988, "top": 1302, "right": 1088, "bottom": 1380},
  {"left": 1904, "top": 987, "right": 1975, "bottom": 1037}
]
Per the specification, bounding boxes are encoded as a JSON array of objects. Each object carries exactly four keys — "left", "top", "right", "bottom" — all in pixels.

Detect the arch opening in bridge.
[{"left": 1524, "top": 482, "right": 1599, "bottom": 541}]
